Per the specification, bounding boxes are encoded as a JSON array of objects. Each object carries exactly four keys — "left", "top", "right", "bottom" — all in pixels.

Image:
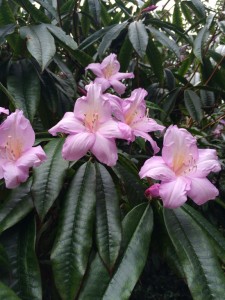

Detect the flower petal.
[
  {"left": 85, "top": 62, "right": 103, "bottom": 77},
  {"left": 194, "top": 149, "right": 221, "bottom": 177},
  {"left": 109, "top": 79, "right": 126, "bottom": 94},
  {"left": 0, "top": 107, "right": 9, "bottom": 115},
  {"left": 94, "top": 77, "right": 111, "bottom": 92},
  {"left": 133, "top": 130, "right": 160, "bottom": 154},
  {"left": 49, "top": 112, "right": 85, "bottom": 136},
  {"left": 187, "top": 177, "right": 219, "bottom": 205},
  {"left": 17, "top": 146, "right": 47, "bottom": 168},
  {"left": 2, "top": 162, "right": 29, "bottom": 189},
  {"left": 62, "top": 132, "right": 95, "bottom": 161},
  {"left": 159, "top": 177, "right": 191, "bottom": 208},
  {"left": 90, "top": 133, "right": 118, "bottom": 166},
  {"left": 112, "top": 72, "right": 134, "bottom": 81},
  {"left": 131, "top": 116, "right": 165, "bottom": 133},
  {"left": 139, "top": 156, "right": 175, "bottom": 181},
  {"left": 98, "top": 120, "right": 125, "bottom": 139}
]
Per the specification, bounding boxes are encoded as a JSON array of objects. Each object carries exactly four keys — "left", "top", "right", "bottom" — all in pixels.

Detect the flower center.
[
  {"left": 0, "top": 135, "right": 22, "bottom": 161},
  {"left": 173, "top": 154, "right": 197, "bottom": 176},
  {"left": 103, "top": 63, "right": 114, "bottom": 79},
  {"left": 84, "top": 112, "right": 99, "bottom": 133}
]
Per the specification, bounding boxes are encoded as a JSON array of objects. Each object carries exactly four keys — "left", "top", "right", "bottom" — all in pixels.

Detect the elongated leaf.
[
  {"left": 181, "top": 1, "right": 194, "bottom": 24},
  {"left": 81, "top": 0, "right": 90, "bottom": 36},
  {"left": 0, "top": 24, "right": 16, "bottom": 45},
  {"left": 147, "top": 26, "right": 180, "bottom": 59},
  {"left": 98, "top": 22, "right": 128, "bottom": 57},
  {"left": 161, "top": 88, "right": 182, "bottom": 121},
  {"left": 190, "top": 0, "right": 206, "bottom": 18},
  {"left": 128, "top": 20, "right": 148, "bottom": 58},
  {"left": 88, "top": 0, "right": 101, "bottom": 25},
  {"left": 184, "top": 89, "right": 203, "bottom": 122},
  {"left": 79, "top": 203, "right": 153, "bottom": 299},
  {"left": 219, "top": 21, "right": 225, "bottom": 33},
  {"left": 32, "top": 138, "right": 69, "bottom": 221},
  {"left": 46, "top": 24, "right": 77, "bottom": 50},
  {"left": 164, "top": 208, "right": 225, "bottom": 300},
  {"left": 173, "top": 2, "right": 183, "bottom": 28},
  {"left": 0, "top": 244, "right": 10, "bottom": 270},
  {"left": 0, "top": 179, "right": 33, "bottom": 234},
  {"left": 100, "top": 2, "right": 111, "bottom": 26},
  {"left": 20, "top": 24, "right": 56, "bottom": 71},
  {"left": 193, "top": 25, "right": 209, "bottom": 63},
  {"left": 102, "top": 203, "right": 153, "bottom": 299},
  {"left": 200, "top": 89, "right": 215, "bottom": 108},
  {"left": 118, "top": 35, "right": 133, "bottom": 72},
  {"left": 73, "top": 49, "right": 93, "bottom": 66},
  {"left": 51, "top": 162, "right": 96, "bottom": 300},
  {"left": 34, "top": 0, "right": 58, "bottom": 21},
  {"left": 146, "top": 37, "right": 164, "bottom": 83},
  {"left": 0, "top": 82, "right": 16, "bottom": 108},
  {"left": 7, "top": 59, "right": 40, "bottom": 122},
  {"left": 0, "top": 282, "right": 20, "bottom": 299},
  {"left": 95, "top": 163, "right": 122, "bottom": 270},
  {"left": 182, "top": 205, "right": 225, "bottom": 263}
]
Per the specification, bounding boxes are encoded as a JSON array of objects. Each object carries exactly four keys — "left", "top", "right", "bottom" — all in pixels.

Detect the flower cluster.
[{"left": 0, "top": 53, "right": 221, "bottom": 210}]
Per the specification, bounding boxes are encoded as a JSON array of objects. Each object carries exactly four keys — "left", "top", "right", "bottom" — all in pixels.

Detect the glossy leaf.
[
  {"left": 0, "top": 24, "right": 16, "bottom": 45},
  {"left": 98, "top": 22, "right": 128, "bottom": 57},
  {"left": 146, "top": 37, "right": 164, "bottom": 83},
  {"left": 118, "top": 35, "right": 133, "bottom": 72},
  {"left": 0, "top": 179, "right": 33, "bottom": 234},
  {"left": 20, "top": 24, "right": 56, "bottom": 71},
  {"left": 102, "top": 203, "right": 153, "bottom": 299},
  {"left": 95, "top": 163, "right": 122, "bottom": 270},
  {"left": 200, "top": 89, "right": 215, "bottom": 108},
  {"left": 0, "top": 282, "right": 20, "bottom": 299},
  {"left": 147, "top": 26, "right": 180, "bottom": 59},
  {"left": 7, "top": 59, "right": 40, "bottom": 122},
  {"left": 164, "top": 208, "right": 225, "bottom": 300},
  {"left": 190, "top": 0, "right": 206, "bottom": 18},
  {"left": 32, "top": 138, "right": 69, "bottom": 221},
  {"left": 79, "top": 26, "right": 113, "bottom": 50},
  {"left": 81, "top": 0, "right": 90, "bottom": 36},
  {"left": 193, "top": 25, "right": 209, "bottom": 63},
  {"left": 51, "top": 162, "right": 96, "bottom": 300},
  {"left": 46, "top": 24, "right": 77, "bottom": 50},
  {"left": 128, "top": 20, "right": 148, "bottom": 58},
  {"left": 34, "top": 0, "right": 58, "bottom": 21},
  {"left": 184, "top": 89, "right": 203, "bottom": 122},
  {"left": 88, "top": 0, "right": 101, "bottom": 25}
]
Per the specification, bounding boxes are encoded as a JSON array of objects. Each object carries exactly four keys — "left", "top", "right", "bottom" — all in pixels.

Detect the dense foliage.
[{"left": 0, "top": 0, "right": 225, "bottom": 299}]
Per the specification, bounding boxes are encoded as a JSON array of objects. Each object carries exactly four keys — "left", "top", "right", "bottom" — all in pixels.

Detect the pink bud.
[
  {"left": 142, "top": 5, "right": 158, "bottom": 13},
  {"left": 145, "top": 183, "right": 160, "bottom": 198}
]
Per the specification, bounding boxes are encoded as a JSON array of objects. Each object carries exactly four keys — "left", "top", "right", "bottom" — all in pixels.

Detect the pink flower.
[
  {"left": 0, "top": 107, "right": 9, "bottom": 115},
  {"left": 49, "top": 83, "right": 124, "bottom": 166},
  {"left": 145, "top": 183, "right": 160, "bottom": 198},
  {"left": 139, "top": 125, "right": 221, "bottom": 208},
  {"left": 107, "top": 88, "right": 165, "bottom": 153},
  {"left": 85, "top": 53, "right": 134, "bottom": 94},
  {"left": 0, "top": 110, "right": 46, "bottom": 189}
]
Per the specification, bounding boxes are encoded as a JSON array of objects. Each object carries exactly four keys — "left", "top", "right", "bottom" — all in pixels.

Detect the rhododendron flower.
[
  {"left": 0, "top": 110, "right": 46, "bottom": 189},
  {"left": 0, "top": 107, "right": 9, "bottom": 115},
  {"left": 86, "top": 53, "right": 134, "bottom": 94},
  {"left": 139, "top": 125, "right": 221, "bottom": 208},
  {"left": 107, "top": 88, "right": 165, "bottom": 153},
  {"left": 49, "top": 83, "right": 125, "bottom": 166}
]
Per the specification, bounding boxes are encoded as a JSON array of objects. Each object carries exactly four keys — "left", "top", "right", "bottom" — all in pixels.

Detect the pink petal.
[
  {"left": 159, "top": 177, "right": 191, "bottom": 208},
  {"left": 104, "top": 94, "right": 125, "bottom": 122},
  {"left": 62, "top": 132, "right": 95, "bottom": 161},
  {"left": 118, "top": 122, "right": 134, "bottom": 141},
  {"left": 139, "top": 156, "right": 175, "bottom": 181},
  {"left": 0, "top": 107, "right": 9, "bottom": 115},
  {"left": 98, "top": 120, "right": 125, "bottom": 139},
  {"left": 101, "top": 53, "right": 120, "bottom": 74},
  {"left": 194, "top": 149, "right": 221, "bottom": 177},
  {"left": 133, "top": 130, "right": 160, "bottom": 154},
  {"left": 17, "top": 146, "right": 47, "bottom": 168},
  {"left": 162, "top": 125, "right": 198, "bottom": 172},
  {"left": 85, "top": 62, "right": 104, "bottom": 77},
  {"left": 112, "top": 72, "right": 134, "bottom": 81},
  {"left": 145, "top": 183, "right": 160, "bottom": 198},
  {"left": 131, "top": 117, "right": 165, "bottom": 133},
  {"left": 49, "top": 112, "right": 85, "bottom": 136},
  {"left": 90, "top": 133, "right": 118, "bottom": 166},
  {"left": 109, "top": 79, "right": 126, "bottom": 94},
  {"left": 94, "top": 77, "right": 111, "bottom": 92},
  {"left": 187, "top": 177, "right": 219, "bottom": 205},
  {"left": 2, "top": 162, "right": 29, "bottom": 189}
]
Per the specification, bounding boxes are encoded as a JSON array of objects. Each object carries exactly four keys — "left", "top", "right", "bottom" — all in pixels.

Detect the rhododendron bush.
[{"left": 0, "top": 0, "right": 225, "bottom": 299}]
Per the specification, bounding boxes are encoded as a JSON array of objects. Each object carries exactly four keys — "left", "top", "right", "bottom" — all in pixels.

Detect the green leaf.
[
  {"left": 13, "top": 0, "right": 50, "bottom": 23},
  {"left": 7, "top": 59, "right": 40, "bottom": 122},
  {"left": 51, "top": 162, "right": 96, "bottom": 300},
  {"left": 184, "top": 90, "right": 203, "bottom": 122},
  {"left": 219, "top": 21, "right": 225, "bottom": 33},
  {"left": 190, "top": 0, "right": 206, "bottom": 18},
  {"left": 0, "top": 82, "right": 16, "bottom": 108},
  {"left": 46, "top": 24, "right": 77, "bottom": 50},
  {"left": 0, "top": 179, "right": 33, "bottom": 234},
  {"left": 161, "top": 88, "right": 182, "bottom": 121},
  {"left": 20, "top": 24, "right": 56, "bottom": 71},
  {"left": 0, "top": 24, "right": 16, "bottom": 45},
  {"left": 100, "top": 2, "right": 111, "bottom": 26},
  {"left": 98, "top": 22, "right": 128, "bottom": 57},
  {"left": 164, "top": 207, "right": 225, "bottom": 300},
  {"left": 95, "top": 163, "right": 122, "bottom": 270},
  {"left": 0, "top": 244, "right": 10, "bottom": 271},
  {"left": 81, "top": 0, "right": 90, "bottom": 36},
  {"left": 102, "top": 203, "right": 153, "bottom": 299},
  {"left": 73, "top": 49, "right": 93, "bottom": 66},
  {"left": 173, "top": 2, "right": 183, "bottom": 28},
  {"left": 200, "top": 89, "right": 215, "bottom": 108},
  {"left": 79, "top": 26, "right": 113, "bottom": 50},
  {"left": 181, "top": 1, "right": 194, "bottom": 24},
  {"left": 182, "top": 205, "right": 225, "bottom": 264},
  {"left": 0, "top": 281, "right": 20, "bottom": 299},
  {"left": 128, "top": 20, "right": 148, "bottom": 58},
  {"left": 118, "top": 35, "right": 133, "bottom": 72},
  {"left": 34, "top": 0, "right": 59, "bottom": 21},
  {"left": 88, "top": 0, "right": 101, "bottom": 25},
  {"left": 193, "top": 25, "right": 209, "bottom": 63},
  {"left": 147, "top": 26, "right": 181, "bottom": 59},
  {"left": 146, "top": 37, "right": 164, "bottom": 84},
  {"left": 32, "top": 138, "right": 69, "bottom": 221}
]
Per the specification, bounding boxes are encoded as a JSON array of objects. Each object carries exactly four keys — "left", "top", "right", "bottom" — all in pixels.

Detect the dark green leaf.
[
  {"left": 81, "top": 0, "right": 90, "bottom": 36},
  {"left": 32, "top": 138, "right": 69, "bottom": 221},
  {"left": 193, "top": 25, "right": 209, "bottom": 63},
  {"left": 0, "top": 24, "right": 16, "bottom": 45},
  {"left": 173, "top": 2, "right": 183, "bottom": 28},
  {"left": 0, "top": 281, "right": 20, "bottom": 299},
  {"left": 7, "top": 59, "right": 40, "bottom": 122},
  {"left": 95, "top": 163, "right": 122, "bottom": 270},
  {"left": 164, "top": 208, "right": 225, "bottom": 300},
  {"left": 34, "top": 0, "right": 58, "bottom": 21},
  {"left": 219, "top": 21, "right": 225, "bottom": 33},
  {"left": 184, "top": 90, "right": 203, "bottom": 122},
  {"left": 161, "top": 88, "right": 182, "bottom": 121},
  {"left": 98, "top": 22, "right": 128, "bottom": 57},
  {"left": 0, "top": 244, "right": 10, "bottom": 270},
  {"left": 88, "top": 0, "right": 101, "bottom": 25},
  {"left": 128, "top": 20, "right": 148, "bottom": 58},
  {"left": 46, "top": 24, "right": 77, "bottom": 50},
  {"left": 20, "top": 24, "right": 56, "bottom": 71},
  {"left": 190, "top": 0, "right": 206, "bottom": 18},
  {"left": 118, "top": 35, "right": 133, "bottom": 72},
  {"left": 200, "top": 89, "right": 215, "bottom": 108},
  {"left": 51, "top": 162, "right": 96, "bottom": 300},
  {"left": 0, "top": 179, "right": 33, "bottom": 234}
]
